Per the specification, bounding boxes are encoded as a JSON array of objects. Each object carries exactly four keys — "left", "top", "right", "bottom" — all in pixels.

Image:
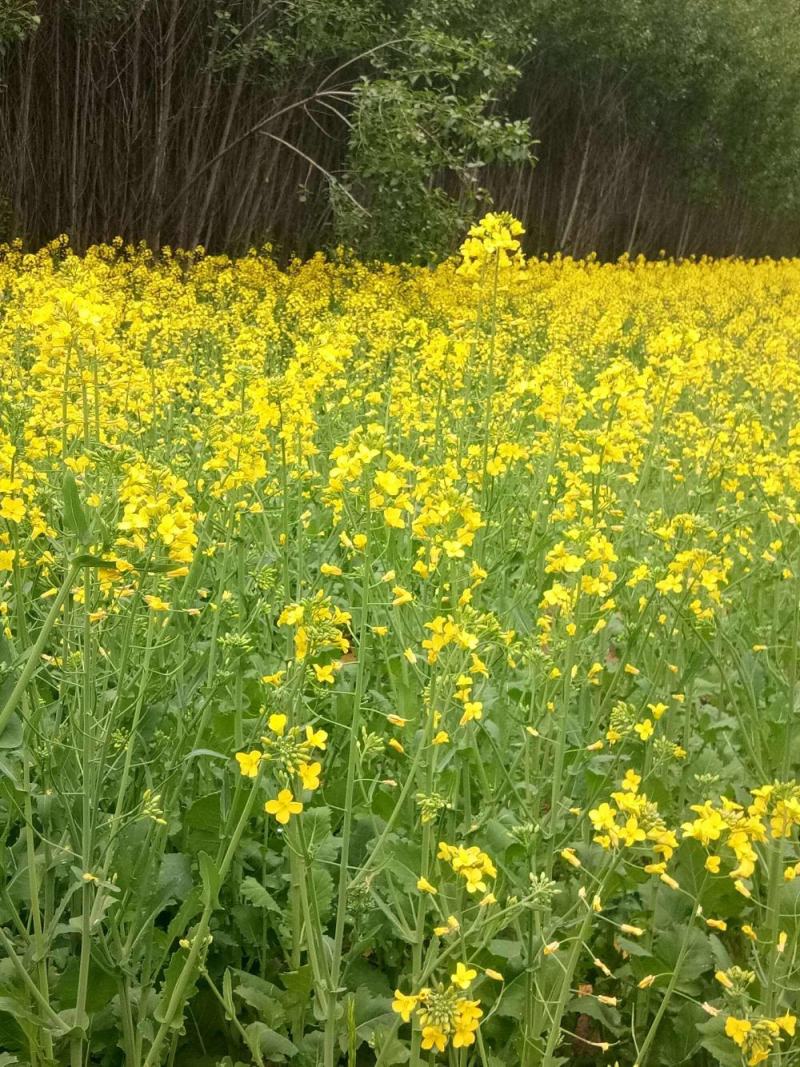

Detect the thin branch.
[{"left": 261, "top": 130, "right": 368, "bottom": 216}]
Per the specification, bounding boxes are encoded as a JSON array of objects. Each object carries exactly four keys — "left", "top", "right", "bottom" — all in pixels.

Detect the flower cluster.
[
  {"left": 393, "top": 965, "right": 483, "bottom": 1052},
  {"left": 235, "top": 714, "right": 328, "bottom": 825},
  {"left": 437, "top": 841, "right": 497, "bottom": 897},
  {"left": 276, "top": 592, "right": 351, "bottom": 665},
  {"left": 589, "top": 774, "right": 678, "bottom": 879},
  {"left": 725, "top": 1014, "right": 796, "bottom": 1066},
  {"left": 115, "top": 459, "right": 198, "bottom": 571},
  {"left": 457, "top": 211, "right": 525, "bottom": 276}
]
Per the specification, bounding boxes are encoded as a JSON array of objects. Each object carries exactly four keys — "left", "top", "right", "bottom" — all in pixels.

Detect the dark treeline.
[{"left": 2, "top": 0, "right": 800, "bottom": 260}]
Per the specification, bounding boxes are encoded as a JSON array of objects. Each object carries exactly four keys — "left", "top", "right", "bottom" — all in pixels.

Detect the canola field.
[{"left": 1, "top": 215, "right": 800, "bottom": 1067}]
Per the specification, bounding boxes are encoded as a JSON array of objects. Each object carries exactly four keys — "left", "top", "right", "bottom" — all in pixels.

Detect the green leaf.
[
  {"left": 310, "top": 866, "right": 334, "bottom": 924},
  {"left": 63, "top": 472, "right": 91, "bottom": 544},
  {"left": 71, "top": 554, "right": 115, "bottom": 568},
  {"left": 369, "top": 1024, "right": 409, "bottom": 1065},
  {"left": 154, "top": 950, "right": 198, "bottom": 1030},
  {"left": 198, "top": 851, "right": 220, "bottom": 910},
  {"left": 223, "top": 968, "right": 235, "bottom": 1021},
  {"left": 280, "top": 965, "right": 314, "bottom": 1008},
  {"left": 184, "top": 792, "right": 222, "bottom": 852},
  {"left": 245, "top": 1022, "right": 297, "bottom": 1062},
  {"left": 158, "top": 853, "right": 193, "bottom": 900},
  {"left": 165, "top": 888, "right": 203, "bottom": 942},
  {"left": 240, "top": 876, "right": 281, "bottom": 914},
  {"left": 0, "top": 714, "right": 22, "bottom": 750},
  {"left": 696, "top": 1014, "right": 742, "bottom": 1066},
  {"left": 234, "top": 973, "right": 286, "bottom": 1029}
]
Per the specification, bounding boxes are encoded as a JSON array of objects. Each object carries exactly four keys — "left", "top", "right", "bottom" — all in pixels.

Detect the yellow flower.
[
  {"left": 277, "top": 604, "right": 304, "bottom": 627},
  {"left": 776, "top": 1014, "right": 796, "bottom": 1036},
  {"left": 706, "top": 918, "right": 727, "bottom": 931},
  {"left": 648, "top": 702, "right": 669, "bottom": 719},
  {"left": 416, "top": 877, "right": 437, "bottom": 894},
  {"left": 432, "top": 730, "right": 449, "bottom": 745},
  {"left": 235, "top": 750, "right": 262, "bottom": 778},
  {"left": 320, "top": 563, "right": 342, "bottom": 576},
  {"left": 421, "top": 1025, "right": 447, "bottom": 1052},
  {"left": 450, "top": 962, "right": 477, "bottom": 990},
  {"left": 484, "top": 968, "right": 504, "bottom": 981},
  {"left": 622, "top": 769, "right": 641, "bottom": 793},
  {"left": 305, "top": 726, "right": 328, "bottom": 750},
  {"left": 634, "top": 719, "right": 654, "bottom": 741},
  {"left": 268, "top": 713, "right": 287, "bottom": 736},
  {"left": 725, "top": 1016, "right": 752, "bottom": 1047},
  {"left": 298, "top": 761, "right": 321, "bottom": 791},
  {"left": 391, "top": 990, "right": 418, "bottom": 1023},
  {"left": 433, "top": 915, "right": 460, "bottom": 936},
  {"left": 264, "top": 789, "right": 303, "bottom": 825},
  {"left": 459, "top": 701, "right": 483, "bottom": 725},
  {"left": 143, "top": 594, "right": 171, "bottom": 612},
  {"left": 312, "top": 662, "right": 337, "bottom": 684},
  {"left": 0, "top": 498, "right": 25, "bottom": 523}
]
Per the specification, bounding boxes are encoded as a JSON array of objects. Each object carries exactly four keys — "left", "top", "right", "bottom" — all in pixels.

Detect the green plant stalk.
[
  {"left": 324, "top": 510, "right": 372, "bottom": 1067},
  {"left": 541, "top": 867, "right": 613, "bottom": 1067},
  {"left": 634, "top": 904, "right": 700, "bottom": 1066},
  {"left": 23, "top": 750, "right": 55, "bottom": 1066},
  {"left": 545, "top": 625, "right": 578, "bottom": 877},
  {"left": 142, "top": 780, "right": 261, "bottom": 1067},
  {"left": 409, "top": 822, "right": 434, "bottom": 1067},
  {"left": 71, "top": 566, "right": 97, "bottom": 1067},
  {"left": 764, "top": 836, "right": 784, "bottom": 1015},
  {"left": 292, "top": 819, "right": 333, "bottom": 992},
  {"left": 479, "top": 254, "right": 501, "bottom": 512},
  {"left": 118, "top": 977, "right": 138, "bottom": 1067},
  {"left": 282, "top": 664, "right": 311, "bottom": 1041},
  {"left": 410, "top": 676, "right": 439, "bottom": 1067},
  {"left": 107, "top": 612, "right": 157, "bottom": 851},
  {"left": 0, "top": 561, "right": 80, "bottom": 736},
  {"left": 0, "top": 924, "right": 72, "bottom": 1037},
  {"left": 202, "top": 970, "right": 264, "bottom": 1067}
]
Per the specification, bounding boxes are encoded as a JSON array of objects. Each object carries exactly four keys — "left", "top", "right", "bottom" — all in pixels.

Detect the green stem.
[
  {"left": 142, "top": 781, "right": 260, "bottom": 1067},
  {"left": 764, "top": 837, "right": 784, "bottom": 1014},
  {"left": 324, "top": 515, "right": 372, "bottom": 1067},
  {"left": 634, "top": 904, "right": 700, "bottom": 1066},
  {"left": 0, "top": 562, "right": 80, "bottom": 736}
]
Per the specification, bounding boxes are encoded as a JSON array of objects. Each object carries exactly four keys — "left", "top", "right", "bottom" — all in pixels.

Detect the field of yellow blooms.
[{"left": 1, "top": 215, "right": 800, "bottom": 1067}]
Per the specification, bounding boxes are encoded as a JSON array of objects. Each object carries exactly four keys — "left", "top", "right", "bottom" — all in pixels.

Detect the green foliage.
[
  {"left": 527, "top": 0, "right": 800, "bottom": 214},
  {"left": 0, "top": 0, "right": 37, "bottom": 56}
]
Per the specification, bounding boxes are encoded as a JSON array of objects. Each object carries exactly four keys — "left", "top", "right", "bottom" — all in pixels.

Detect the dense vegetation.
[
  {"left": 1, "top": 217, "right": 800, "bottom": 1066},
  {"left": 3, "top": 1, "right": 800, "bottom": 259}
]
